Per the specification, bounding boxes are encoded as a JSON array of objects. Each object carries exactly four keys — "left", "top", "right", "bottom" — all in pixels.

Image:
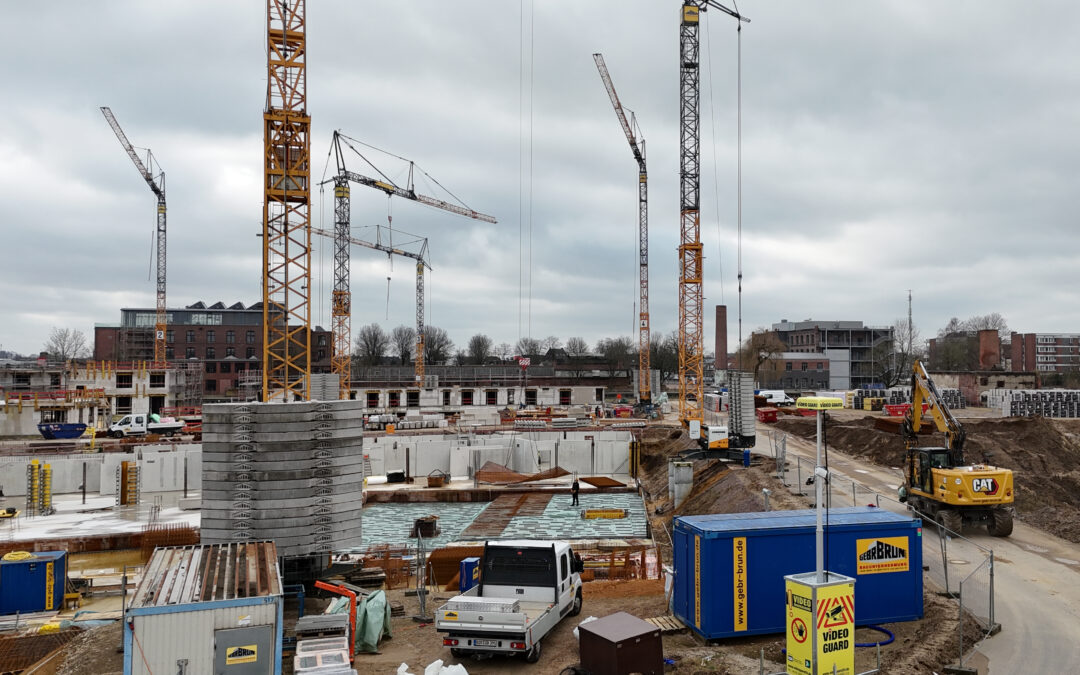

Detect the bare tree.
[
  {"left": 540, "top": 335, "right": 562, "bottom": 352},
  {"left": 937, "top": 317, "right": 965, "bottom": 338},
  {"left": 390, "top": 325, "right": 416, "bottom": 365},
  {"left": 874, "top": 318, "right": 925, "bottom": 386},
  {"left": 735, "top": 329, "right": 787, "bottom": 385},
  {"left": 565, "top": 337, "right": 590, "bottom": 358},
  {"left": 649, "top": 331, "right": 679, "bottom": 385},
  {"left": 354, "top": 324, "right": 389, "bottom": 366},
  {"left": 43, "top": 327, "right": 89, "bottom": 361},
  {"left": 494, "top": 342, "right": 513, "bottom": 360},
  {"left": 424, "top": 326, "right": 454, "bottom": 365},
  {"left": 515, "top": 336, "right": 541, "bottom": 356},
  {"left": 964, "top": 313, "right": 1009, "bottom": 339},
  {"left": 596, "top": 336, "right": 635, "bottom": 378},
  {"left": 467, "top": 334, "right": 493, "bottom": 364},
  {"left": 453, "top": 350, "right": 468, "bottom": 366}
]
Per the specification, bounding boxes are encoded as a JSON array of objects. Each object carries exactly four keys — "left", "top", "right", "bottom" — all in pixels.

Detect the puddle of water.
[
  {"left": 949, "top": 559, "right": 970, "bottom": 565},
  {"left": 855, "top": 469, "right": 869, "bottom": 474},
  {"left": 1054, "top": 558, "right": 1079, "bottom": 566},
  {"left": 1024, "top": 544, "right": 1050, "bottom": 554}
]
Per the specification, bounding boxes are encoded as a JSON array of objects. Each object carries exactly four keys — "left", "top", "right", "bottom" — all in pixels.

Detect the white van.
[{"left": 759, "top": 390, "right": 795, "bottom": 406}]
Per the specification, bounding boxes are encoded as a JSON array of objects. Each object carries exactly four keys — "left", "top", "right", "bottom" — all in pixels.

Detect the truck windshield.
[{"left": 483, "top": 547, "right": 555, "bottom": 587}]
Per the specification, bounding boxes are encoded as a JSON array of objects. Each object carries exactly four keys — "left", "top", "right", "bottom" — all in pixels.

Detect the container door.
[{"left": 214, "top": 625, "right": 273, "bottom": 675}]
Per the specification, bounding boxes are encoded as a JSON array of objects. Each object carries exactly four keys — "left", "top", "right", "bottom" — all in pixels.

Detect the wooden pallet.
[{"left": 645, "top": 615, "right": 686, "bottom": 633}]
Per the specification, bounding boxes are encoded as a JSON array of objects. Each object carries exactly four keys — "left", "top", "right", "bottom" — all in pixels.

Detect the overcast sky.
[{"left": 2, "top": 1, "right": 1078, "bottom": 357}]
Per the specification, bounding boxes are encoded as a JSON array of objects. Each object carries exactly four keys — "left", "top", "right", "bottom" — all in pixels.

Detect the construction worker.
[{"left": 571, "top": 477, "right": 580, "bottom": 506}]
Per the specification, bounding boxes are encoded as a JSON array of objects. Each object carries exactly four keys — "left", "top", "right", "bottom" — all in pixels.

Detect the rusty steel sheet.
[
  {"left": 475, "top": 461, "right": 571, "bottom": 485},
  {"left": 580, "top": 476, "right": 626, "bottom": 488}
]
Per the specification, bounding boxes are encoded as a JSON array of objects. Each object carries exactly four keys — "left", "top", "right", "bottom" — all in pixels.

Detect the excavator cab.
[{"left": 914, "top": 449, "right": 949, "bottom": 494}]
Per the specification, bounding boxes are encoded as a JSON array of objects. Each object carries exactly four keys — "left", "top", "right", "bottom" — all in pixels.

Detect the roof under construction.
[{"left": 129, "top": 541, "right": 281, "bottom": 609}]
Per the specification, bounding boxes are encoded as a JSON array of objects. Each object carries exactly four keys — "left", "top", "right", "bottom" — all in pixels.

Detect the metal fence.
[{"left": 772, "top": 447, "right": 997, "bottom": 671}]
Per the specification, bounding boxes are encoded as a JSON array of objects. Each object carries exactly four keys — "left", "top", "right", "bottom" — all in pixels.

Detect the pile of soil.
[
  {"left": 53, "top": 622, "right": 122, "bottom": 675},
  {"left": 638, "top": 425, "right": 812, "bottom": 565},
  {"left": 773, "top": 414, "right": 1080, "bottom": 542}
]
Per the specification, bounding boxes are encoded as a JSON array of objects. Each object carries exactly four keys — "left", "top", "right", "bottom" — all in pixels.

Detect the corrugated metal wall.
[{"left": 131, "top": 601, "right": 278, "bottom": 675}]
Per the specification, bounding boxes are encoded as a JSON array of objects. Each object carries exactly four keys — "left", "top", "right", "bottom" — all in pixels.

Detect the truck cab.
[{"left": 436, "top": 540, "right": 583, "bottom": 663}]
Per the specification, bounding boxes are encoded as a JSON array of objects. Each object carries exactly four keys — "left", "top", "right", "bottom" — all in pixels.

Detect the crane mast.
[
  {"left": 100, "top": 107, "right": 168, "bottom": 366},
  {"left": 328, "top": 132, "right": 496, "bottom": 390},
  {"left": 678, "top": 2, "right": 748, "bottom": 427},
  {"left": 593, "top": 53, "right": 651, "bottom": 405},
  {"left": 262, "top": 0, "right": 312, "bottom": 402}
]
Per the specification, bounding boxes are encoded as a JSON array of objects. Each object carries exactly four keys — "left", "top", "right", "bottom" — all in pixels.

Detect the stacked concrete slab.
[{"left": 201, "top": 400, "right": 364, "bottom": 557}]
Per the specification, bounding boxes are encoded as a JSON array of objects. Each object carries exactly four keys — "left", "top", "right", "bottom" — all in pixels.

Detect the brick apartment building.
[
  {"left": 94, "top": 301, "right": 332, "bottom": 401},
  {"left": 1010, "top": 332, "right": 1080, "bottom": 373}
]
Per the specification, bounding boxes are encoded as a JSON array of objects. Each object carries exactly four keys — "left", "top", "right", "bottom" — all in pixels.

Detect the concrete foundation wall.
[
  {"left": 0, "top": 445, "right": 200, "bottom": 497},
  {"left": 362, "top": 430, "right": 631, "bottom": 479}
]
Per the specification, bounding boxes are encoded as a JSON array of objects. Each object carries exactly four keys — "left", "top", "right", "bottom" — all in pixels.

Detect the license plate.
[{"left": 472, "top": 639, "right": 498, "bottom": 648}]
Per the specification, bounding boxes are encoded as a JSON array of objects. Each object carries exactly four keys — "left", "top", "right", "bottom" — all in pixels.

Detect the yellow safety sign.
[
  {"left": 816, "top": 583, "right": 854, "bottom": 674},
  {"left": 785, "top": 579, "right": 813, "bottom": 675},
  {"left": 225, "top": 645, "right": 258, "bottom": 665}
]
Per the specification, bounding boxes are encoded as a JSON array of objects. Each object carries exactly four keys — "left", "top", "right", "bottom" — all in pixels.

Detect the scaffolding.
[{"left": 174, "top": 360, "right": 204, "bottom": 410}]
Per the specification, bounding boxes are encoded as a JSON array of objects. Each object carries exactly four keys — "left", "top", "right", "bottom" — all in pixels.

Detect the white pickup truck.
[
  {"left": 108, "top": 414, "right": 185, "bottom": 438},
  {"left": 436, "top": 540, "right": 583, "bottom": 663}
]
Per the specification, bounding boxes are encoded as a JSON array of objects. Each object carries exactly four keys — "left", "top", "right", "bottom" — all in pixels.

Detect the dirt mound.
[
  {"left": 774, "top": 414, "right": 1080, "bottom": 542},
  {"left": 55, "top": 622, "right": 122, "bottom": 675}
]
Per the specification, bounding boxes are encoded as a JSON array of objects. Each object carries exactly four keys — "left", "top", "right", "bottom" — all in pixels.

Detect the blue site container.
[
  {"left": 672, "top": 507, "right": 922, "bottom": 639},
  {"left": 0, "top": 550, "right": 67, "bottom": 615},
  {"left": 460, "top": 557, "right": 481, "bottom": 592}
]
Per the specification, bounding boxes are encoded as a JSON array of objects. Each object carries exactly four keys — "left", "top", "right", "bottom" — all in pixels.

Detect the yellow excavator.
[{"left": 897, "top": 360, "right": 1015, "bottom": 536}]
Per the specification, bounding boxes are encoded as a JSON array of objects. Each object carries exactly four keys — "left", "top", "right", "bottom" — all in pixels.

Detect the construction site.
[{"left": 3, "top": 2, "right": 1079, "bottom": 675}]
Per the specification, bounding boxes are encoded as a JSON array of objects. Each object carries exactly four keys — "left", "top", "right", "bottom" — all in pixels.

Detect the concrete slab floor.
[
  {"left": 2, "top": 490, "right": 200, "bottom": 542},
  {"left": 355, "top": 492, "right": 647, "bottom": 552}
]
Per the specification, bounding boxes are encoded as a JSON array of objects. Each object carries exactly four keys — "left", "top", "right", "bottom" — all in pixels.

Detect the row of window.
[
  {"left": 167, "top": 329, "right": 257, "bottom": 344},
  {"left": 785, "top": 362, "right": 825, "bottom": 371},
  {"left": 164, "top": 330, "right": 328, "bottom": 347}
]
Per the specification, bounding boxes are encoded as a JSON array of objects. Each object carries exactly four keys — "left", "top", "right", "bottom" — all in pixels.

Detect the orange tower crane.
[
  {"left": 593, "top": 53, "right": 651, "bottom": 405},
  {"left": 677, "top": 2, "right": 748, "bottom": 427},
  {"left": 327, "top": 132, "right": 496, "bottom": 392},
  {"left": 262, "top": 0, "right": 312, "bottom": 403},
  {"left": 100, "top": 107, "right": 168, "bottom": 366}
]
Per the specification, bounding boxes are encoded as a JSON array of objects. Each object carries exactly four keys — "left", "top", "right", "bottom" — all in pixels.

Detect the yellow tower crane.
[
  {"left": 677, "top": 1, "right": 748, "bottom": 427},
  {"left": 262, "top": 0, "right": 312, "bottom": 402}
]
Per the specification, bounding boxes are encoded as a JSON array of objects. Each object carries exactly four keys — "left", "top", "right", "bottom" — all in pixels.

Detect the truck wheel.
[
  {"left": 525, "top": 640, "right": 542, "bottom": 663},
  {"left": 940, "top": 510, "right": 962, "bottom": 534},
  {"left": 988, "top": 508, "right": 1013, "bottom": 537},
  {"left": 110, "top": 430, "right": 122, "bottom": 439},
  {"left": 569, "top": 589, "right": 583, "bottom": 617}
]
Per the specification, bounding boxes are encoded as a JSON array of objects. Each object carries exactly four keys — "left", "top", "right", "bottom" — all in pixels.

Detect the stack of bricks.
[
  {"left": 985, "top": 389, "right": 1080, "bottom": 418},
  {"left": 201, "top": 400, "right": 365, "bottom": 557}
]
